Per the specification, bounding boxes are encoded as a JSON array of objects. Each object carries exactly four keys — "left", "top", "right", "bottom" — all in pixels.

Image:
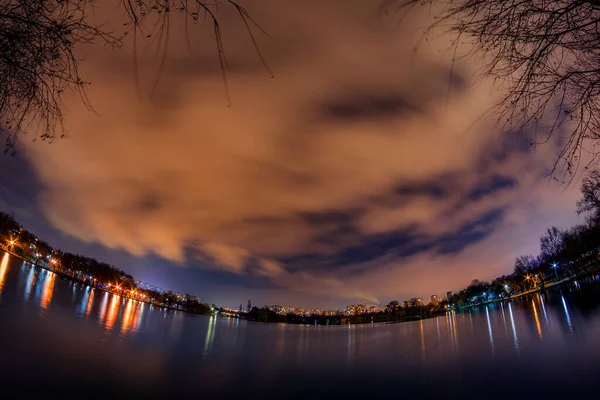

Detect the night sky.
[{"left": 0, "top": 0, "right": 585, "bottom": 309}]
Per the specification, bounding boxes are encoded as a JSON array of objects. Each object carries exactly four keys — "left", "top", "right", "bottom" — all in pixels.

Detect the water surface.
[{"left": 1, "top": 252, "right": 600, "bottom": 398}]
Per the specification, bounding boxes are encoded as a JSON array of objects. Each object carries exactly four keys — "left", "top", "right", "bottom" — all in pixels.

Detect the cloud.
[{"left": 16, "top": 0, "right": 584, "bottom": 306}]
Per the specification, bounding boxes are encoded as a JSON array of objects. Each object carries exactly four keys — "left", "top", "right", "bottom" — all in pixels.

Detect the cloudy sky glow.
[{"left": 0, "top": 0, "right": 585, "bottom": 308}]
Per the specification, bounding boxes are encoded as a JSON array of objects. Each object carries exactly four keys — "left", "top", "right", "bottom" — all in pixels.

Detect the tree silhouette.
[
  {"left": 0, "top": 0, "right": 119, "bottom": 150},
  {"left": 540, "top": 226, "right": 566, "bottom": 261},
  {"left": 577, "top": 168, "right": 600, "bottom": 221},
  {"left": 0, "top": 0, "right": 267, "bottom": 151},
  {"left": 393, "top": 0, "right": 600, "bottom": 178}
]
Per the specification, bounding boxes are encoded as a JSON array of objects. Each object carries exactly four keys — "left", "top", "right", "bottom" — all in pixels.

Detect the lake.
[{"left": 1, "top": 251, "right": 600, "bottom": 399}]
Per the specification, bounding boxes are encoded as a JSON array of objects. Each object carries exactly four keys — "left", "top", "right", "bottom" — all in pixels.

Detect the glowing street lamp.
[{"left": 6, "top": 239, "right": 17, "bottom": 251}]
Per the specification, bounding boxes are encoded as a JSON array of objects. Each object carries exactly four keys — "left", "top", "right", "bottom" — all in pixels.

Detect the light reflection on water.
[
  {"left": 0, "top": 253, "right": 593, "bottom": 349},
  {"left": 0, "top": 253, "right": 8, "bottom": 295},
  {"left": 2, "top": 252, "right": 600, "bottom": 398},
  {"left": 562, "top": 295, "right": 573, "bottom": 332},
  {"left": 23, "top": 265, "right": 36, "bottom": 301},
  {"left": 508, "top": 302, "right": 519, "bottom": 354},
  {"left": 485, "top": 306, "right": 494, "bottom": 355},
  {"left": 104, "top": 294, "right": 120, "bottom": 332},
  {"left": 531, "top": 297, "right": 543, "bottom": 339},
  {"left": 39, "top": 271, "right": 55, "bottom": 311}
]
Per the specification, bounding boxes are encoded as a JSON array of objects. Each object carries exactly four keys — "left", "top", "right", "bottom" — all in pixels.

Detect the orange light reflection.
[
  {"left": 0, "top": 253, "right": 9, "bottom": 294},
  {"left": 85, "top": 289, "right": 95, "bottom": 318},
  {"left": 532, "top": 298, "right": 543, "bottom": 339},
  {"left": 121, "top": 299, "right": 139, "bottom": 334},
  {"left": 104, "top": 295, "right": 120, "bottom": 331},
  {"left": 40, "top": 272, "right": 56, "bottom": 310},
  {"left": 98, "top": 292, "right": 109, "bottom": 323}
]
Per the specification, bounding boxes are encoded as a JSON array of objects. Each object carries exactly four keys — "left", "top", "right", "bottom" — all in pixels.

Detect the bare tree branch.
[
  {"left": 392, "top": 0, "right": 600, "bottom": 181},
  {"left": 0, "top": 0, "right": 271, "bottom": 151}
]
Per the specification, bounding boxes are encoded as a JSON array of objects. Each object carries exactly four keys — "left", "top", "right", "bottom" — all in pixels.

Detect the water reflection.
[
  {"left": 446, "top": 312, "right": 454, "bottom": 353},
  {"left": 3, "top": 257, "right": 599, "bottom": 381},
  {"left": 531, "top": 297, "right": 543, "bottom": 339},
  {"left": 104, "top": 294, "right": 120, "bottom": 332},
  {"left": 499, "top": 303, "right": 508, "bottom": 335},
  {"left": 419, "top": 320, "right": 425, "bottom": 359},
  {"left": 121, "top": 299, "right": 142, "bottom": 334},
  {"left": 451, "top": 311, "right": 458, "bottom": 350},
  {"left": 485, "top": 307, "right": 494, "bottom": 356},
  {"left": 98, "top": 291, "right": 109, "bottom": 323},
  {"left": 78, "top": 287, "right": 91, "bottom": 317},
  {"left": 203, "top": 315, "right": 216, "bottom": 357},
  {"left": 435, "top": 317, "right": 441, "bottom": 349},
  {"left": 539, "top": 294, "right": 549, "bottom": 325},
  {"left": 121, "top": 300, "right": 134, "bottom": 333},
  {"left": 561, "top": 295, "right": 573, "bottom": 332},
  {"left": 136, "top": 302, "right": 145, "bottom": 330},
  {"left": 0, "top": 253, "right": 8, "bottom": 295},
  {"left": 39, "top": 271, "right": 56, "bottom": 311},
  {"left": 508, "top": 302, "right": 519, "bottom": 355},
  {"left": 24, "top": 266, "right": 37, "bottom": 301}
]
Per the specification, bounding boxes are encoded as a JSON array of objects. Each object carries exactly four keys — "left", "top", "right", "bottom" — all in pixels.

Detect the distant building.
[
  {"left": 346, "top": 303, "right": 367, "bottom": 316},
  {"left": 447, "top": 291, "right": 454, "bottom": 301},
  {"left": 135, "top": 280, "right": 164, "bottom": 294},
  {"left": 431, "top": 295, "right": 439, "bottom": 306},
  {"left": 247, "top": 299, "right": 252, "bottom": 312},
  {"left": 409, "top": 297, "right": 423, "bottom": 307}
]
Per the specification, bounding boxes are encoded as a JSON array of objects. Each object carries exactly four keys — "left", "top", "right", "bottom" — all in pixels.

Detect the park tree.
[
  {"left": 540, "top": 226, "right": 566, "bottom": 262},
  {"left": 513, "top": 255, "right": 537, "bottom": 276},
  {"left": 0, "top": 0, "right": 264, "bottom": 150},
  {"left": 393, "top": 0, "right": 600, "bottom": 178},
  {"left": 577, "top": 169, "right": 600, "bottom": 221}
]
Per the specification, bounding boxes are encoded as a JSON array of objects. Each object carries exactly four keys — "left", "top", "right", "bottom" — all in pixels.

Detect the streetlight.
[
  {"left": 552, "top": 263, "right": 559, "bottom": 281},
  {"left": 7, "top": 239, "right": 17, "bottom": 251}
]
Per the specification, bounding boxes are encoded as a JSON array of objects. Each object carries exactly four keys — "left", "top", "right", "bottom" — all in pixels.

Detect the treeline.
[
  {"left": 0, "top": 211, "right": 211, "bottom": 314},
  {"left": 449, "top": 170, "right": 600, "bottom": 307},
  {"left": 245, "top": 302, "right": 446, "bottom": 325}
]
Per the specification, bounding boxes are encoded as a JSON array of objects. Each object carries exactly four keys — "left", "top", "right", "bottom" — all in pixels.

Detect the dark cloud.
[
  {"left": 436, "top": 208, "right": 505, "bottom": 255},
  {"left": 322, "top": 91, "right": 420, "bottom": 121},
  {"left": 136, "top": 193, "right": 163, "bottom": 213},
  {"left": 467, "top": 175, "right": 517, "bottom": 202},
  {"left": 393, "top": 176, "right": 455, "bottom": 200}
]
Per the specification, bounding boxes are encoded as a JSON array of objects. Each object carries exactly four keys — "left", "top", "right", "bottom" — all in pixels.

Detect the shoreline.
[
  {"left": 4, "top": 247, "right": 592, "bottom": 326},
  {"left": 1, "top": 248, "right": 193, "bottom": 315},
  {"left": 3, "top": 248, "right": 440, "bottom": 326},
  {"left": 454, "top": 275, "right": 581, "bottom": 311}
]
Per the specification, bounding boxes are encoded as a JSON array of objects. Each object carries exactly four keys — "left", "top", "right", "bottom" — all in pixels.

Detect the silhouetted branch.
[
  {"left": 1, "top": 0, "right": 271, "bottom": 150},
  {"left": 0, "top": 0, "right": 120, "bottom": 151},
  {"left": 392, "top": 0, "right": 600, "bottom": 180}
]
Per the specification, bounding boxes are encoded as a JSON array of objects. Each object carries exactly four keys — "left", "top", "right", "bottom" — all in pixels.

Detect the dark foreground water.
[{"left": 2, "top": 252, "right": 600, "bottom": 399}]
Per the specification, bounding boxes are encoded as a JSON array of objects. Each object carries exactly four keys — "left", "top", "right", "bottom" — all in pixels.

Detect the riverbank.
[
  {"left": 454, "top": 273, "right": 593, "bottom": 311},
  {"left": 1, "top": 248, "right": 204, "bottom": 316}
]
